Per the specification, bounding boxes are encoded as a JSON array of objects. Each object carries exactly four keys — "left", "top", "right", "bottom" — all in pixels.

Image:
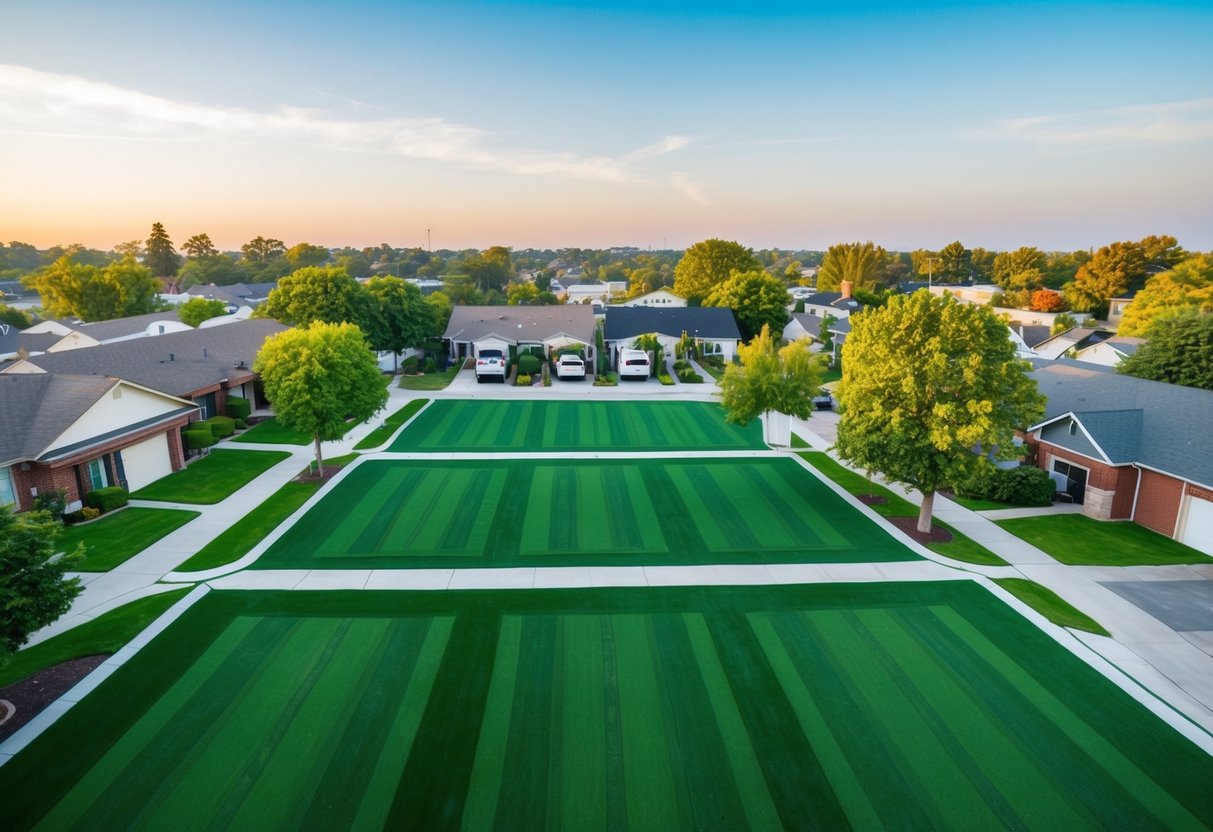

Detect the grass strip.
[
  {"left": 58, "top": 508, "right": 199, "bottom": 571},
  {"left": 946, "top": 494, "right": 1013, "bottom": 512},
  {"left": 397, "top": 366, "right": 460, "bottom": 390},
  {"left": 797, "top": 452, "right": 1007, "bottom": 566},
  {"left": 353, "top": 399, "right": 429, "bottom": 450},
  {"left": 130, "top": 449, "right": 291, "bottom": 504},
  {"left": 996, "top": 514, "right": 1212, "bottom": 566},
  {"left": 230, "top": 418, "right": 310, "bottom": 445},
  {"left": 0, "top": 588, "right": 192, "bottom": 688},
  {"left": 993, "top": 578, "right": 1111, "bottom": 636}
]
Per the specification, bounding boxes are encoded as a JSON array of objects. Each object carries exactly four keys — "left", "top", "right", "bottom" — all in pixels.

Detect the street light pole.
[{"left": 925, "top": 257, "right": 941, "bottom": 289}]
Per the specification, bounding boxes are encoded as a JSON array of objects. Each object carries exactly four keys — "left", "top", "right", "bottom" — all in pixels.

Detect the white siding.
[
  {"left": 48, "top": 384, "right": 188, "bottom": 452},
  {"left": 1180, "top": 495, "right": 1213, "bottom": 557},
  {"left": 118, "top": 434, "right": 173, "bottom": 490}
]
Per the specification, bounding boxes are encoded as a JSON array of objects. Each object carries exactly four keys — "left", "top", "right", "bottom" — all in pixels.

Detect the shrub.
[
  {"left": 657, "top": 372, "right": 674, "bottom": 385},
  {"left": 993, "top": 466, "right": 1056, "bottom": 506},
  {"left": 82, "top": 506, "right": 101, "bottom": 521},
  {"left": 200, "top": 416, "right": 236, "bottom": 438},
  {"left": 516, "top": 373, "right": 532, "bottom": 386},
  {"left": 32, "top": 487, "right": 69, "bottom": 520},
  {"left": 234, "top": 418, "right": 248, "bottom": 430},
  {"left": 226, "top": 397, "right": 252, "bottom": 421},
  {"left": 85, "top": 486, "right": 129, "bottom": 513},
  {"left": 517, "top": 354, "right": 541, "bottom": 375},
  {"left": 594, "top": 372, "right": 618, "bottom": 386},
  {"left": 402, "top": 355, "right": 420, "bottom": 374},
  {"left": 954, "top": 464, "right": 1000, "bottom": 500},
  {"left": 542, "top": 363, "right": 551, "bottom": 386},
  {"left": 424, "top": 357, "right": 437, "bottom": 373},
  {"left": 184, "top": 429, "right": 217, "bottom": 452}
]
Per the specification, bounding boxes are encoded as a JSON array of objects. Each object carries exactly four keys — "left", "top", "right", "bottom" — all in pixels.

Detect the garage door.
[
  {"left": 118, "top": 434, "right": 173, "bottom": 491},
  {"left": 1180, "top": 495, "right": 1213, "bottom": 557}
]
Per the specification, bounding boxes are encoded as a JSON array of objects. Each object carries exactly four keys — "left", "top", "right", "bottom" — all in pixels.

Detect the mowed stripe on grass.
[
  {"left": 6, "top": 585, "right": 1213, "bottom": 831},
  {"left": 389, "top": 400, "right": 766, "bottom": 451},
  {"left": 256, "top": 457, "right": 915, "bottom": 568}
]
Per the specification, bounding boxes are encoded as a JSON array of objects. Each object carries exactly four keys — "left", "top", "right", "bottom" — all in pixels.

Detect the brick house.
[
  {"left": 0, "top": 374, "right": 197, "bottom": 513},
  {"left": 1025, "top": 362, "right": 1213, "bottom": 556}
]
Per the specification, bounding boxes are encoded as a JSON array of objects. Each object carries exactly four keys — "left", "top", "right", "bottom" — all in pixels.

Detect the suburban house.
[
  {"left": 162, "top": 282, "right": 277, "bottom": 309},
  {"left": 614, "top": 288, "right": 687, "bottom": 308},
  {"left": 2, "top": 312, "right": 191, "bottom": 360},
  {"left": 563, "top": 281, "right": 627, "bottom": 304},
  {"left": 444, "top": 305, "right": 597, "bottom": 364},
  {"left": 0, "top": 373, "right": 197, "bottom": 513},
  {"left": 782, "top": 312, "right": 824, "bottom": 345},
  {"left": 800, "top": 281, "right": 862, "bottom": 319},
  {"left": 603, "top": 307, "right": 741, "bottom": 366},
  {"left": 1007, "top": 324, "right": 1054, "bottom": 359},
  {"left": 1070, "top": 335, "right": 1146, "bottom": 368},
  {"left": 1106, "top": 291, "right": 1137, "bottom": 328},
  {"left": 1025, "top": 362, "right": 1213, "bottom": 556},
  {"left": 1032, "top": 327, "right": 1115, "bottom": 360},
  {"left": 1, "top": 318, "right": 287, "bottom": 419}
]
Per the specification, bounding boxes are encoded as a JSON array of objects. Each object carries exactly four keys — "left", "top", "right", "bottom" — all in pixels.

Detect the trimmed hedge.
[
  {"left": 956, "top": 464, "right": 1055, "bottom": 507},
  {"left": 226, "top": 397, "right": 251, "bottom": 421},
  {"left": 200, "top": 416, "right": 236, "bottom": 438},
  {"left": 85, "top": 486, "right": 129, "bottom": 513},
  {"left": 517, "top": 354, "right": 542, "bottom": 375},
  {"left": 183, "top": 429, "right": 218, "bottom": 452}
]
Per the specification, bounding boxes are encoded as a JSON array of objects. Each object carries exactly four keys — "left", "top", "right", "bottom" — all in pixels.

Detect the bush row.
[
  {"left": 955, "top": 464, "right": 1056, "bottom": 506},
  {"left": 85, "top": 486, "right": 129, "bottom": 513}
]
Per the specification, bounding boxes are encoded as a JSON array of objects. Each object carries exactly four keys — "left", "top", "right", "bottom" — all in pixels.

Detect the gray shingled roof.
[
  {"left": 803, "top": 292, "right": 862, "bottom": 312},
  {"left": 70, "top": 310, "right": 184, "bottom": 342},
  {"left": 0, "top": 374, "right": 118, "bottom": 465},
  {"left": 604, "top": 307, "right": 741, "bottom": 341},
  {"left": 4, "top": 319, "right": 288, "bottom": 399},
  {"left": 1031, "top": 362, "right": 1213, "bottom": 488},
  {"left": 788, "top": 313, "right": 823, "bottom": 339},
  {"left": 444, "top": 305, "right": 596, "bottom": 345}
]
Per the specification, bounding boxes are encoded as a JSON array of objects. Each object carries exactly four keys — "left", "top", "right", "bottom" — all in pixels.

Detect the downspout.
[{"left": 1129, "top": 464, "right": 1144, "bottom": 522}]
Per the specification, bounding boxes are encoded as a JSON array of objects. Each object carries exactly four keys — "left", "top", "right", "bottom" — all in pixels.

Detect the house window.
[
  {"left": 87, "top": 458, "right": 108, "bottom": 492},
  {"left": 0, "top": 467, "right": 15, "bottom": 508}
]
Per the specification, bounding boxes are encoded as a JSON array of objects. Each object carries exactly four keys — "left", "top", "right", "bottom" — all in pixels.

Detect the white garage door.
[
  {"left": 119, "top": 434, "right": 173, "bottom": 491},
  {"left": 1180, "top": 495, "right": 1213, "bottom": 557}
]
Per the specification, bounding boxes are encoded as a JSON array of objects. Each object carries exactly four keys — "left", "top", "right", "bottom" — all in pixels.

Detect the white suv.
[
  {"left": 618, "top": 349, "right": 651, "bottom": 380},
  {"left": 556, "top": 354, "right": 586, "bottom": 380},
  {"left": 475, "top": 349, "right": 506, "bottom": 383}
]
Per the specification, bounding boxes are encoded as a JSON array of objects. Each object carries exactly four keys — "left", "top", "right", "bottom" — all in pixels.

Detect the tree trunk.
[
  {"left": 917, "top": 490, "right": 935, "bottom": 534},
  {"left": 313, "top": 435, "right": 325, "bottom": 477}
]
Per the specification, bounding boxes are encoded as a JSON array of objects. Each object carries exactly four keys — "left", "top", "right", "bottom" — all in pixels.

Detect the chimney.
[{"left": 840, "top": 280, "right": 853, "bottom": 299}]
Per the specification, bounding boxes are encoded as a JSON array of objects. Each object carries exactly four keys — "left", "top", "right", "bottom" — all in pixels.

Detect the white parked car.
[
  {"left": 475, "top": 349, "right": 506, "bottom": 383},
  {"left": 618, "top": 349, "right": 651, "bottom": 380},
  {"left": 556, "top": 354, "right": 586, "bottom": 380}
]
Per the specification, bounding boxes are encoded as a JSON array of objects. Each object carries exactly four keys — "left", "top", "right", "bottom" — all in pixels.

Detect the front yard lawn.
[
  {"left": 130, "top": 449, "right": 291, "bottom": 504},
  {"left": 57, "top": 508, "right": 200, "bottom": 571},
  {"left": 353, "top": 399, "right": 429, "bottom": 450},
  {"left": 230, "top": 418, "right": 311, "bottom": 445},
  {"left": 993, "top": 578, "right": 1111, "bottom": 636},
  {"left": 398, "top": 365, "right": 460, "bottom": 390},
  {"left": 996, "top": 514, "right": 1213, "bottom": 566}
]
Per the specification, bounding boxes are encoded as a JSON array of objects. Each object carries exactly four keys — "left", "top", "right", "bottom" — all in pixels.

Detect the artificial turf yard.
[
  {"left": 5, "top": 584, "right": 1213, "bottom": 831},
  {"left": 256, "top": 457, "right": 917, "bottom": 569},
  {"left": 389, "top": 399, "right": 765, "bottom": 451}
]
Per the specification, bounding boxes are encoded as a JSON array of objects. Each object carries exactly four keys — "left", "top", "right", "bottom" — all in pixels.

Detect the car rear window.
[{"left": 625, "top": 359, "right": 648, "bottom": 366}]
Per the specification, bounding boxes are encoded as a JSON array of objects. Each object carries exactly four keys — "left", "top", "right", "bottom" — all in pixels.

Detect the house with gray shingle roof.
[
  {"left": 604, "top": 306, "right": 741, "bottom": 366},
  {"left": 444, "top": 305, "right": 597, "bottom": 364},
  {"left": 0, "top": 373, "right": 197, "bottom": 513},
  {"left": 1071, "top": 335, "right": 1146, "bottom": 368},
  {"left": 1026, "top": 362, "right": 1213, "bottom": 556}
]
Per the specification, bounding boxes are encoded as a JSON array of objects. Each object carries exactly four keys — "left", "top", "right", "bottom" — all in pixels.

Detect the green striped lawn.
[
  {"left": 5, "top": 584, "right": 1212, "bottom": 831},
  {"left": 389, "top": 400, "right": 766, "bottom": 451},
  {"left": 256, "top": 457, "right": 915, "bottom": 568}
]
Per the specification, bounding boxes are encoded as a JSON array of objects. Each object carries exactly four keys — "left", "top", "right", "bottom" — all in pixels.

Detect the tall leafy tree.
[
  {"left": 719, "top": 325, "right": 821, "bottom": 445},
  {"left": 24, "top": 254, "right": 157, "bottom": 321},
  {"left": 673, "top": 239, "right": 762, "bottom": 302},
  {"left": 816, "top": 242, "right": 891, "bottom": 292},
  {"left": 836, "top": 290, "right": 1044, "bottom": 532},
  {"left": 364, "top": 276, "right": 432, "bottom": 370},
  {"left": 241, "top": 236, "right": 287, "bottom": 263},
  {"left": 1065, "top": 235, "right": 1185, "bottom": 315},
  {"left": 182, "top": 233, "right": 219, "bottom": 259},
  {"left": 991, "top": 247, "right": 1046, "bottom": 289},
  {"left": 1118, "top": 255, "right": 1213, "bottom": 337},
  {"left": 254, "top": 322, "right": 389, "bottom": 471},
  {"left": 285, "top": 242, "right": 331, "bottom": 269},
  {"left": 144, "top": 222, "right": 181, "bottom": 278},
  {"left": 704, "top": 269, "right": 790, "bottom": 341},
  {"left": 1117, "top": 310, "right": 1213, "bottom": 391},
  {"left": 262, "top": 266, "right": 371, "bottom": 327},
  {"left": 1, "top": 506, "right": 83, "bottom": 664},
  {"left": 462, "top": 246, "right": 513, "bottom": 294},
  {"left": 178, "top": 296, "right": 229, "bottom": 327},
  {"left": 937, "top": 241, "right": 972, "bottom": 283}
]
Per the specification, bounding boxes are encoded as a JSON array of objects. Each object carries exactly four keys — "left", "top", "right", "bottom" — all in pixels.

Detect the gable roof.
[
  {"left": 604, "top": 307, "right": 741, "bottom": 341},
  {"left": 787, "top": 313, "right": 822, "bottom": 339},
  {"left": 802, "top": 292, "right": 862, "bottom": 313},
  {"left": 1034, "top": 326, "right": 1113, "bottom": 352},
  {"left": 1015, "top": 325, "right": 1053, "bottom": 349},
  {"left": 3, "top": 318, "right": 287, "bottom": 399},
  {"left": 444, "top": 305, "right": 596, "bottom": 345},
  {"left": 1029, "top": 362, "right": 1213, "bottom": 488}
]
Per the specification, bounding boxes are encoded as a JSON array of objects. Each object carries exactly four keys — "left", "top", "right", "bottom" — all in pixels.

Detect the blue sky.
[{"left": 1, "top": 1, "right": 1210, "bottom": 251}]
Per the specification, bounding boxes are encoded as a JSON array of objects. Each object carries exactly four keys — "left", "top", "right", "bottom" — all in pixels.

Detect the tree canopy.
[
  {"left": 1064, "top": 235, "right": 1186, "bottom": 315},
  {"left": 285, "top": 242, "right": 331, "bottom": 269},
  {"left": 253, "top": 321, "right": 389, "bottom": 470},
  {"left": 363, "top": 276, "right": 433, "bottom": 367},
  {"left": 144, "top": 222, "right": 181, "bottom": 278},
  {"left": 25, "top": 254, "right": 159, "bottom": 321},
  {"left": 719, "top": 324, "right": 821, "bottom": 444},
  {"left": 705, "top": 269, "right": 790, "bottom": 342},
  {"left": 816, "top": 242, "right": 891, "bottom": 292},
  {"left": 178, "top": 296, "right": 229, "bottom": 327},
  {"left": 1117, "top": 255, "right": 1213, "bottom": 337},
  {"left": 672, "top": 239, "right": 761, "bottom": 302},
  {"left": 991, "top": 247, "right": 1046, "bottom": 290},
  {"left": 1, "top": 506, "right": 83, "bottom": 663},
  {"left": 262, "top": 266, "right": 372, "bottom": 328},
  {"left": 835, "top": 290, "right": 1044, "bottom": 532},
  {"left": 182, "top": 233, "right": 218, "bottom": 259},
  {"left": 1117, "top": 309, "right": 1213, "bottom": 391}
]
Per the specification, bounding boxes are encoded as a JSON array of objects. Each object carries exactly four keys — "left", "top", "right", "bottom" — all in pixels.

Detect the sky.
[{"left": 1, "top": 0, "right": 1211, "bottom": 253}]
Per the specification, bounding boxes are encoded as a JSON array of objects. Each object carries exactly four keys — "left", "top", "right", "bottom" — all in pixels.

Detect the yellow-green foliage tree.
[
  {"left": 719, "top": 324, "right": 821, "bottom": 445},
  {"left": 836, "top": 290, "right": 1044, "bottom": 532},
  {"left": 816, "top": 241, "right": 891, "bottom": 292},
  {"left": 1118, "top": 255, "right": 1213, "bottom": 337},
  {"left": 705, "top": 269, "right": 791, "bottom": 341},
  {"left": 673, "top": 239, "right": 762, "bottom": 303},
  {"left": 177, "top": 297, "right": 229, "bottom": 327},
  {"left": 254, "top": 322, "right": 388, "bottom": 471},
  {"left": 25, "top": 255, "right": 158, "bottom": 321}
]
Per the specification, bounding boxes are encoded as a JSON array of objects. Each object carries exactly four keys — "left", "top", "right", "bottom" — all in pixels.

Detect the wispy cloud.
[
  {"left": 0, "top": 64, "right": 693, "bottom": 184},
  {"left": 970, "top": 97, "right": 1213, "bottom": 145},
  {"left": 669, "top": 172, "right": 709, "bottom": 204}
]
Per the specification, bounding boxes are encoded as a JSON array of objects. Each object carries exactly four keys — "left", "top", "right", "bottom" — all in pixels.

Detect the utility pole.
[
  {"left": 426, "top": 229, "right": 431, "bottom": 252},
  {"left": 925, "top": 257, "right": 941, "bottom": 289}
]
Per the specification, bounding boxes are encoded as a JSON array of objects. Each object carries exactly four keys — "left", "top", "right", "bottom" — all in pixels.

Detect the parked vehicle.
[
  {"left": 618, "top": 349, "right": 651, "bottom": 380},
  {"left": 556, "top": 354, "right": 586, "bottom": 380},
  {"left": 475, "top": 349, "right": 506, "bottom": 383}
]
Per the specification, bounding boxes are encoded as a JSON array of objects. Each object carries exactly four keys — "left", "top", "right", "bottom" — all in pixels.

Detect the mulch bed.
[
  {"left": 0, "top": 655, "right": 109, "bottom": 742},
  {"left": 886, "top": 516, "right": 954, "bottom": 545},
  {"left": 296, "top": 465, "right": 346, "bottom": 484},
  {"left": 856, "top": 495, "right": 888, "bottom": 506}
]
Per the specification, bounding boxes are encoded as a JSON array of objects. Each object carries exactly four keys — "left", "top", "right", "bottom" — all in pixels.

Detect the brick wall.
[{"left": 1134, "top": 468, "right": 1185, "bottom": 537}]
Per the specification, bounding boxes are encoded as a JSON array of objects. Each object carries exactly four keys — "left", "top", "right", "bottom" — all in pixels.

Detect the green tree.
[
  {"left": 144, "top": 222, "right": 181, "bottom": 278},
  {"left": 1117, "top": 310, "right": 1213, "bottom": 391},
  {"left": 441, "top": 273, "right": 485, "bottom": 305},
  {"left": 1117, "top": 255, "right": 1213, "bottom": 337},
  {"left": 970, "top": 247, "right": 996, "bottom": 282},
  {"left": 24, "top": 255, "right": 157, "bottom": 321},
  {"left": 704, "top": 269, "right": 790, "bottom": 341},
  {"left": 177, "top": 253, "right": 245, "bottom": 288},
  {"left": 1043, "top": 250, "right": 1091, "bottom": 289},
  {"left": 1065, "top": 236, "right": 1185, "bottom": 316},
  {"left": 0, "top": 303, "right": 32, "bottom": 328},
  {"left": 463, "top": 246, "right": 513, "bottom": 294},
  {"left": 182, "top": 233, "right": 219, "bottom": 259},
  {"left": 285, "top": 242, "right": 331, "bottom": 269},
  {"left": 178, "top": 297, "right": 229, "bottom": 327},
  {"left": 0, "top": 506, "right": 83, "bottom": 664},
  {"left": 113, "top": 239, "right": 143, "bottom": 259},
  {"left": 817, "top": 242, "right": 891, "bottom": 292},
  {"left": 241, "top": 236, "right": 287, "bottom": 263},
  {"left": 425, "top": 291, "right": 454, "bottom": 334},
  {"left": 262, "top": 266, "right": 370, "bottom": 327},
  {"left": 937, "top": 241, "right": 972, "bottom": 283},
  {"left": 364, "top": 276, "right": 431, "bottom": 370},
  {"left": 836, "top": 290, "right": 1044, "bottom": 532},
  {"left": 991, "top": 247, "right": 1046, "bottom": 289},
  {"left": 1051, "top": 312, "right": 1078, "bottom": 335},
  {"left": 719, "top": 325, "right": 821, "bottom": 445},
  {"left": 253, "top": 322, "right": 388, "bottom": 471},
  {"left": 673, "top": 239, "right": 762, "bottom": 302},
  {"left": 507, "top": 282, "right": 540, "bottom": 305}
]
